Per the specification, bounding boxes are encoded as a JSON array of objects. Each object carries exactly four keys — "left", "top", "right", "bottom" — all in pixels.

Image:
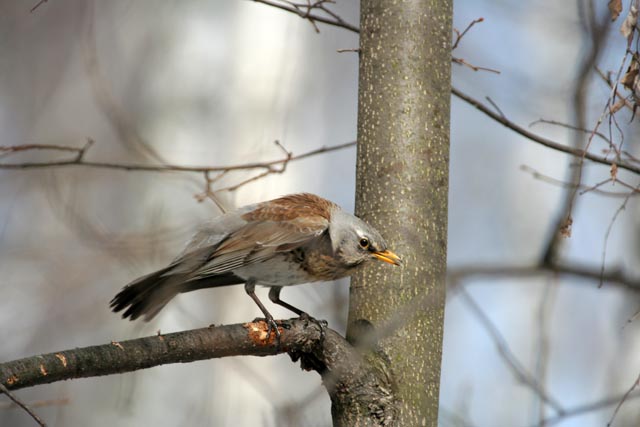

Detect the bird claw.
[{"left": 298, "top": 312, "right": 327, "bottom": 345}]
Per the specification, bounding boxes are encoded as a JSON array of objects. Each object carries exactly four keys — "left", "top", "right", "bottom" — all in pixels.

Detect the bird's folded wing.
[{"left": 189, "top": 216, "right": 329, "bottom": 278}]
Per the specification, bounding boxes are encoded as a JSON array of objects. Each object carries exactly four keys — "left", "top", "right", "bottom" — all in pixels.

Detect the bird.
[{"left": 110, "top": 193, "right": 401, "bottom": 338}]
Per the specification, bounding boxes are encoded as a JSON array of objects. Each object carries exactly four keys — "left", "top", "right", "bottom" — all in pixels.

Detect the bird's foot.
[{"left": 298, "top": 312, "right": 327, "bottom": 345}]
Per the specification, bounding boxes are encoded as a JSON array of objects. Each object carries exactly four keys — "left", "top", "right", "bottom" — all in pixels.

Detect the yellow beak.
[{"left": 372, "top": 250, "right": 402, "bottom": 266}]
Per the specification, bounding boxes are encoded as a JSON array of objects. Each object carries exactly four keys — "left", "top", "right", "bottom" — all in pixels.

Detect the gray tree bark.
[{"left": 342, "top": 0, "right": 452, "bottom": 425}]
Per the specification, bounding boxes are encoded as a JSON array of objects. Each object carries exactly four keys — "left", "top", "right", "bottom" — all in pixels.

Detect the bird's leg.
[
  {"left": 268, "top": 286, "right": 326, "bottom": 343},
  {"left": 245, "top": 281, "right": 280, "bottom": 344},
  {"left": 268, "top": 286, "right": 305, "bottom": 316}
]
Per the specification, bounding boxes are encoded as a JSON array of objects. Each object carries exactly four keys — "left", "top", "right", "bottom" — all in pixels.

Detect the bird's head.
[{"left": 329, "top": 209, "right": 402, "bottom": 268}]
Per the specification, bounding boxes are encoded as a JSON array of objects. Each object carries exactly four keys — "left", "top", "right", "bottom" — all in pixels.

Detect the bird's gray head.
[{"left": 328, "top": 209, "right": 402, "bottom": 268}]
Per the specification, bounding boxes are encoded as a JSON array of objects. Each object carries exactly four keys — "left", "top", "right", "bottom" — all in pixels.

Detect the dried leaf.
[
  {"left": 559, "top": 215, "right": 573, "bottom": 238},
  {"left": 621, "top": 3, "right": 639, "bottom": 39},
  {"left": 621, "top": 61, "right": 639, "bottom": 90},
  {"left": 609, "top": 0, "right": 623, "bottom": 21},
  {"left": 610, "top": 98, "right": 627, "bottom": 114},
  {"left": 610, "top": 163, "right": 618, "bottom": 180}
]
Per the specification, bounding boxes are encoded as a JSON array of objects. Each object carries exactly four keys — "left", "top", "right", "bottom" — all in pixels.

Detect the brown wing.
[{"left": 188, "top": 215, "right": 329, "bottom": 278}]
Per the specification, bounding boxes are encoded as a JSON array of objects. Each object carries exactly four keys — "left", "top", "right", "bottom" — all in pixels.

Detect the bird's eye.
[{"left": 359, "top": 238, "right": 370, "bottom": 249}]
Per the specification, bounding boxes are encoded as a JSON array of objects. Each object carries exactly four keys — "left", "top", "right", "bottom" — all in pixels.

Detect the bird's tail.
[
  {"left": 110, "top": 267, "right": 245, "bottom": 321},
  {"left": 110, "top": 266, "right": 182, "bottom": 321}
]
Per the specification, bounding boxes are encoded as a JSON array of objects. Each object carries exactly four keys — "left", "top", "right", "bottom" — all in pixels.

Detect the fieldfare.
[{"left": 110, "top": 193, "right": 401, "bottom": 336}]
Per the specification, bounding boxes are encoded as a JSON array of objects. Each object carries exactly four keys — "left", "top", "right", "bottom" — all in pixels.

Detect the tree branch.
[
  {"left": 448, "top": 262, "right": 640, "bottom": 291},
  {"left": 0, "top": 318, "right": 396, "bottom": 425},
  {"left": 0, "top": 383, "right": 46, "bottom": 426},
  {"left": 251, "top": 0, "right": 360, "bottom": 33},
  {"left": 0, "top": 141, "right": 355, "bottom": 173},
  {"left": 0, "top": 319, "right": 309, "bottom": 391},
  {"left": 452, "top": 87, "right": 640, "bottom": 175},
  {"left": 251, "top": 0, "right": 640, "bottom": 179}
]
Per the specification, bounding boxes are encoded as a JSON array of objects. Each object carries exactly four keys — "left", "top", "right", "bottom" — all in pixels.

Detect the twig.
[
  {"left": 450, "top": 18, "right": 500, "bottom": 74},
  {"left": 452, "top": 87, "right": 640, "bottom": 176},
  {"left": 595, "top": 66, "right": 640, "bottom": 116},
  {"left": 448, "top": 263, "right": 640, "bottom": 291},
  {"left": 538, "top": 9, "right": 612, "bottom": 263},
  {"left": 527, "top": 390, "right": 640, "bottom": 427},
  {"left": 485, "top": 96, "right": 506, "bottom": 118},
  {"left": 533, "top": 277, "right": 558, "bottom": 426},
  {"left": 607, "top": 371, "right": 640, "bottom": 426},
  {"left": 75, "top": 138, "right": 94, "bottom": 162},
  {"left": 599, "top": 182, "right": 640, "bottom": 287},
  {"left": 0, "top": 383, "right": 47, "bottom": 426},
  {"left": 251, "top": 0, "right": 359, "bottom": 33},
  {"left": 452, "top": 17, "right": 485, "bottom": 50},
  {"left": 0, "top": 397, "right": 70, "bottom": 410},
  {"left": 0, "top": 144, "right": 83, "bottom": 155},
  {"left": 453, "top": 285, "right": 566, "bottom": 414},
  {"left": 250, "top": 0, "right": 636, "bottom": 184},
  {"left": 452, "top": 57, "right": 501, "bottom": 74},
  {"left": 529, "top": 118, "right": 613, "bottom": 148},
  {"left": 520, "top": 165, "right": 639, "bottom": 198},
  {"left": 0, "top": 140, "right": 356, "bottom": 174},
  {"left": 29, "top": 0, "right": 47, "bottom": 13},
  {"left": 194, "top": 170, "right": 230, "bottom": 211}
]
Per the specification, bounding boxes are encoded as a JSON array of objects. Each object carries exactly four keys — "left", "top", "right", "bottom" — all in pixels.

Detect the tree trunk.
[{"left": 339, "top": 0, "right": 452, "bottom": 425}]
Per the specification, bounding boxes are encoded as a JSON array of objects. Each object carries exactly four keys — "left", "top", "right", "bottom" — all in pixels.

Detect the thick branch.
[
  {"left": 0, "top": 318, "right": 396, "bottom": 424},
  {"left": 1, "top": 320, "right": 294, "bottom": 391}
]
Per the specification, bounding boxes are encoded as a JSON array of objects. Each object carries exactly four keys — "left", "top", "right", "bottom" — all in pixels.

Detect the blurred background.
[{"left": 1, "top": 0, "right": 639, "bottom": 426}]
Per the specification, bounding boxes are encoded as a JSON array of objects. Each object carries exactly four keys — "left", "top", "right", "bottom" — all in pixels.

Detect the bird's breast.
[{"left": 233, "top": 249, "right": 352, "bottom": 287}]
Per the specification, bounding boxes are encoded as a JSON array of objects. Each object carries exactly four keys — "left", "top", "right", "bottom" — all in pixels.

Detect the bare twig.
[
  {"left": 529, "top": 118, "right": 613, "bottom": 148},
  {"left": 0, "top": 383, "right": 47, "bottom": 426},
  {"left": 0, "top": 140, "right": 356, "bottom": 174},
  {"left": 452, "top": 17, "right": 485, "bottom": 50},
  {"left": 250, "top": 0, "right": 638, "bottom": 185},
  {"left": 194, "top": 170, "right": 231, "bottom": 210},
  {"left": 533, "top": 277, "right": 558, "bottom": 427},
  {"left": 451, "top": 17, "right": 500, "bottom": 74},
  {"left": 520, "top": 165, "right": 640, "bottom": 198},
  {"left": 0, "top": 144, "right": 83, "bottom": 155},
  {"left": 29, "top": 0, "right": 47, "bottom": 13},
  {"left": 448, "top": 263, "right": 640, "bottom": 292},
  {"left": 527, "top": 390, "right": 640, "bottom": 427},
  {"left": 599, "top": 182, "right": 640, "bottom": 287},
  {"left": 607, "top": 371, "right": 640, "bottom": 426},
  {"left": 0, "top": 397, "right": 69, "bottom": 411},
  {"left": 251, "top": 0, "right": 359, "bottom": 33},
  {"left": 485, "top": 96, "right": 506, "bottom": 118},
  {"left": 453, "top": 285, "right": 565, "bottom": 414},
  {"left": 452, "top": 87, "right": 640, "bottom": 176},
  {"left": 452, "top": 57, "right": 501, "bottom": 74},
  {"left": 595, "top": 66, "right": 640, "bottom": 116}
]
